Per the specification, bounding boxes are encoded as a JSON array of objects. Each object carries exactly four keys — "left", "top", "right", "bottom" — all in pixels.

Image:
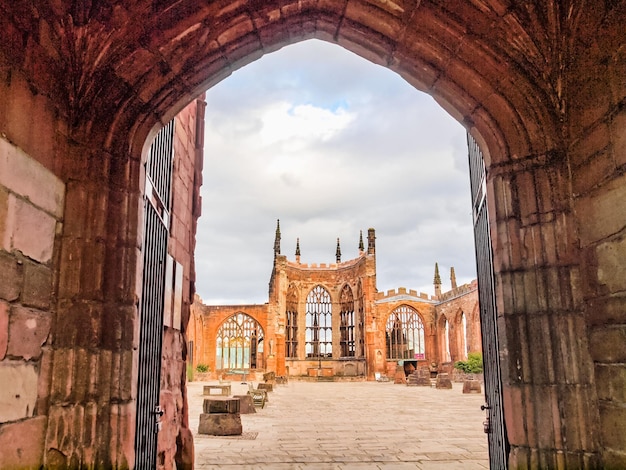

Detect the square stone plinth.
[
  {"left": 198, "top": 413, "right": 242, "bottom": 436},
  {"left": 233, "top": 394, "right": 256, "bottom": 414},
  {"left": 202, "top": 397, "right": 240, "bottom": 414}
]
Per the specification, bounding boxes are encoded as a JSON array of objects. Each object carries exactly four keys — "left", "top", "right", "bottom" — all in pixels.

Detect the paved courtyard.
[{"left": 189, "top": 379, "right": 489, "bottom": 469}]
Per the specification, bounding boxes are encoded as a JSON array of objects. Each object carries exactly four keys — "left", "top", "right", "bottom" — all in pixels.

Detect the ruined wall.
[
  {"left": 434, "top": 281, "right": 481, "bottom": 362},
  {"left": 373, "top": 291, "right": 438, "bottom": 372},
  {"left": 191, "top": 254, "right": 479, "bottom": 382},
  {"left": 188, "top": 303, "right": 270, "bottom": 378}
]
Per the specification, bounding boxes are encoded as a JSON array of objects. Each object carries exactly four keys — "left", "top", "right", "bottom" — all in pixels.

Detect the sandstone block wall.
[{"left": 0, "top": 137, "right": 65, "bottom": 468}]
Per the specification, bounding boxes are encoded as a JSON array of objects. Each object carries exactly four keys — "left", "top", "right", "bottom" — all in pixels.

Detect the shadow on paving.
[{"left": 189, "top": 380, "right": 489, "bottom": 469}]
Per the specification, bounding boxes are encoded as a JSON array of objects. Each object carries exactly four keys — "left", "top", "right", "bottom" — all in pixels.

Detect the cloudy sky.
[{"left": 195, "top": 39, "right": 476, "bottom": 305}]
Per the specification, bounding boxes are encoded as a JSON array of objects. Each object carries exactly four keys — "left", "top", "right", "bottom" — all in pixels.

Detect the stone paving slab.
[{"left": 189, "top": 380, "right": 489, "bottom": 469}]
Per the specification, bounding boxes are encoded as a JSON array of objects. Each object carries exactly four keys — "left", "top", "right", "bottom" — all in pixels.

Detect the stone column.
[
  {"left": 45, "top": 142, "right": 142, "bottom": 468},
  {"left": 488, "top": 152, "right": 600, "bottom": 468}
]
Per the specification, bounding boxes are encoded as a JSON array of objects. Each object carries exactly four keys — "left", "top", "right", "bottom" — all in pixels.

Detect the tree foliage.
[{"left": 453, "top": 352, "right": 483, "bottom": 374}]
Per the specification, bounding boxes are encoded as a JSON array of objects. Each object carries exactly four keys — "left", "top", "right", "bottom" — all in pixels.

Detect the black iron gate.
[
  {"left": 135, "top": 120, "right": 175, "bottom": 468},
  {"left": 467, "top": 133, "right": 509, "bottom": 468}
]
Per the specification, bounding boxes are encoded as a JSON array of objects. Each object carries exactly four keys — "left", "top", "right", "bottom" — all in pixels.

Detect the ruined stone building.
[
  {"left": 189, "top": 222, "right": 481, "bottom": 381},
  {"left": 1, "top": 1, "right": 625, "bottom": 469}
]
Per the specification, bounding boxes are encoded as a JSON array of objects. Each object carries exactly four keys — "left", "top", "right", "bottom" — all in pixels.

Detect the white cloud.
[
  {"left": 196, "top": 39, "right": 476, "bottom": 305},
  {"left": 259, "top": 102, "right": 355, "bottom": 148}
]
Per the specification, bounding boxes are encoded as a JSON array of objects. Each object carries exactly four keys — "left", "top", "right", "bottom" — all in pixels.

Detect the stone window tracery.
[
  {"left": 385, "top": 305, "right": 425, "bottom": 360},
  {"left": 340, "top": 284, "right": 356, "bottom": 357},
  {"left": 216, "top": 313, "right": 264, "bottom": 370},
  {"left": 305, "top": 285, "right": 332, "bottom": 358}
]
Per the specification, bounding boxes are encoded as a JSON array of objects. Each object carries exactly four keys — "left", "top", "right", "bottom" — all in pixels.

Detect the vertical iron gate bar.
[
  {"left": 135, "top": 120, "right": 175, "bottom": 468},
  {"left": 467, "top": 133, "right": 509, "bottom": 468}
]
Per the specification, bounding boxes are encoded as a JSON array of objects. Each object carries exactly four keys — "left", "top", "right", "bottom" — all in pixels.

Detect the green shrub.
[
  {"left": 196, "top": 363, "right": 210, "bottom": 373},
  {"left": 453, "top": 352, "right": 483, "bottom": 374}
]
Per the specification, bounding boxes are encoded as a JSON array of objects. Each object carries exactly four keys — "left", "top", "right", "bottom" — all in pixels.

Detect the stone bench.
[{"left": 203, "top": 384, "right": 232, "bottom": 396}]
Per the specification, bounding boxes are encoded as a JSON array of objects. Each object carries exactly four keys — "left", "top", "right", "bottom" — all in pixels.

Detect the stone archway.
[{"left": 1, "top": 2, "right": 625, "bottom": 469}]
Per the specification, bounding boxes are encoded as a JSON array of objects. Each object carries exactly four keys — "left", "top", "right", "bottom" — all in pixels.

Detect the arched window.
[
  {"left": 305, "top": 285, "right": 332, "bottom": 358},
  {"left": 339, "top": 284, "right": 355, "bottom": 357},
  {"left": 216, "top": 313, "right": 264, "bottom": 370},
  {"left": 385, "top": 305, "right": 425, "bottom": 359},
  {"left": 286, "top": 285, "right": 298, "bottom": 358}
]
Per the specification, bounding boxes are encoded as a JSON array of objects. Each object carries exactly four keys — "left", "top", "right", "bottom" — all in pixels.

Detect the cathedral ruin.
[{"left": 189, "top": 221, "right": 481, "bottom": 381}]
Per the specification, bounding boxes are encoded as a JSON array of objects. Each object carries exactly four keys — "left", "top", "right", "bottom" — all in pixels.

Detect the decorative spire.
[
  {"left": 273, "top": 219, "right": 281, "bottom": 257},
  {"left": 358, "top": 230, "right": 364, "bottom": 254},
  {"left": 450, "top": 266, "right": 457, "bottom": 290},
  {"left": 295, "top": 238, "right": 301, "bottom": 263},
  {"left": 434, "top": 262, "right": 442, "bottom": 297},
  {"left": 434, "top": 262, "right": 441, "bottom": 284},
  {"left": 336, "top": 238, "right": 342, "bottom": 263}
]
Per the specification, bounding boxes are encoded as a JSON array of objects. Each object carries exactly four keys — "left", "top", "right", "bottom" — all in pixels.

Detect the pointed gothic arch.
[
  {"left": 216, "top": 313, "right": 265, "bottom": 370},
  {"left": 385, "top": 305, "right": 425, "bottom": 360},
  {"left": 305, "top": 285, "right": 332, "bottom": 358}
]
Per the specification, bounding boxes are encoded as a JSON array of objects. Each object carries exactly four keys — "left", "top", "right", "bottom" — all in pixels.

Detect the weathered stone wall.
[
  {"left": 191, "top": 253, "right": 479, "bottom": 382},
  {"left": 434, "top": 282, "right": 481, "bottom": 362},
  {"left": 374, "top": 297, "right": 438, "bottom": 363},
  {"left": 188, "top": 303, "right": 270, "bottom": 379},
  {"left": 567, "top": 8, "right": 626, "bottom": 467},
  {"left": 0, "top": 138, "right": 65, "bottom": 468}
]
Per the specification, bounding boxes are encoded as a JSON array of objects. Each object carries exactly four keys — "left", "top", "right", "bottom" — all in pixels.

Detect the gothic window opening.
[
  {"left": 305, "top": 285, "right": 332, "bottom": 358},
  {"left": 286, "top": 286, "right": 298, "bottom": 358},
  {"left": 385, "top": 305, "right": 425, "bottom": 360},
  {"left": 216, "top": 313, "right": 264, "bottom": 370},
  {"left": 340, "top": 284, "right": 355, "bottom": 357}
]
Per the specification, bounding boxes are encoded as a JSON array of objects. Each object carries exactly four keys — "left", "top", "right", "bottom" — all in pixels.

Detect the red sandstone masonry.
[{"left": 0, "top": 2, "right": 624, "bottom": 468}]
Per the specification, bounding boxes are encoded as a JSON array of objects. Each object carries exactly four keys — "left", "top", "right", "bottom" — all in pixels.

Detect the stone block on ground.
[
  {"left": 198, "top": 413, "right": 242, "bottom": 436},
  {"left": 436, "top": 373, "right": 453, "bottom": 389},
  {"left": 463, "top": 380, "right": 482, "bottom": 394},
  {"left": 257, "top": 382, "right": 273, "bottom": 392},
  {"left": 233, "top": 394, "right": 256, "bottom": 414},
  {"left": 407, "top": 373, "right": 432, "bottom": 387},
  {"left": 202, "top": 397, "right": 240, "bottom": 414}
]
